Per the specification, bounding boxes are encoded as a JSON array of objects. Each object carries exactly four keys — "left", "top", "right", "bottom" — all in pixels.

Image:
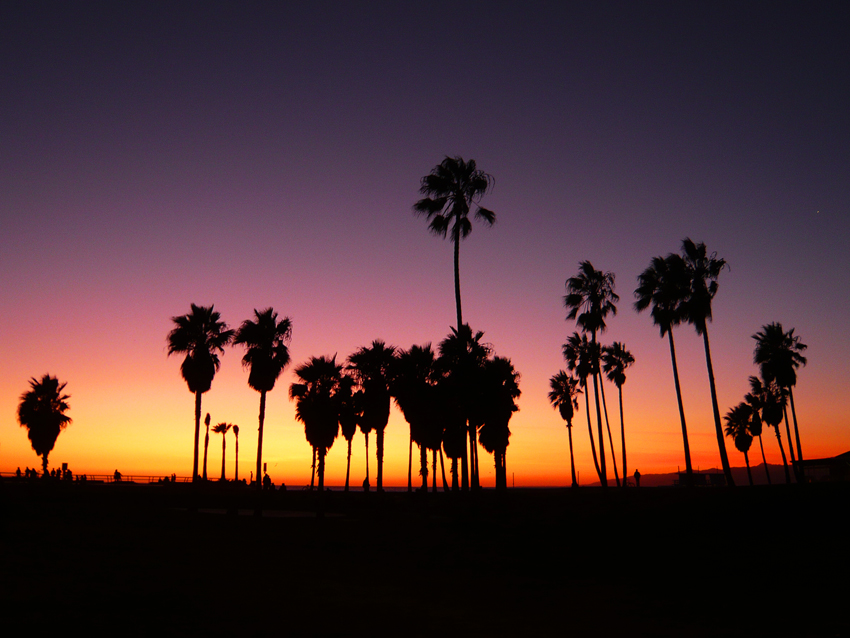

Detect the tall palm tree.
[
  {"left": 413, "top": 156, "right": 495, "bottom": 331},
  {"left": 17, "top": 374, "right": 72, "bottom": 474},
  {"left": 563, "top": 332, "right": 601, "bottom": 482},
  {"left": 548, "top": 370, "right": 581, "bottom": 487},
  {"left": 752, "top": 323, "right": 807, "bottom": 482},
  {"left": 167, "top": 303, "right": 234, "bottom": 481},
  {"left": 233, "top": 424, "right": 240, "bottom": 482},
  {"left": 635, "top": 254, "right": 693, "bottom": 486},
  {"left": 564, "top": 261, "right": 618, "bottom": 487},
  {"left": 336, "top": 373, "right": 361, "bottom": 492},
  {"left": 476, "top": 356, "right": 520, "bottom": 491},
  {"left": 724, "top": 403, "right": 754, "bottom": 486},
  {"left": 744, "top": 389, "right": 771, "bottom": 485},
  {"left": 679, "top": 238, "right": 734, "bottom": 486},
  {"left": 290, "top": 355, "right": 342, "bottom": 493},
  {"left": 602, "top": 342, "right": 635, "bottom": 488},
  {"left": 233, "top": 308, "right": 293, "bottom": 489},
  {"left": 212, "top": 422, "right": 232, "bottom": 481},
  {"left": 347, "top": 340, "right": 397, "bottom": 492},
  {"left": 202, "top": 412, "right": 211, "bottom": 480},
  {"left": 749, "top": 376, "right": 791, "bottom": 484}
]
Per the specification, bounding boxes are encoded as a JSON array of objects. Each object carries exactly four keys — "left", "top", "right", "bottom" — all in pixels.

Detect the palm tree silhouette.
[
  {"left": 743, "top": 388, "right": 771, "bottom": 485},
  {"left": 167, "top": 303, "right": 234, "bottom": 481},
  {"left": 724, "top": 403, "right": 754, "bottom": 485},
  {"left": 602, "top": 342, "right": 635, "bottom": 487},
  {"left": 476, "top": 356, "right": 520, "bottom": 491},
  {"left": 634, "top": 254, "right": 694, "bottom": 486},
  {"left": 17, "top": 374, "right": 71, "bottom": 475},
  {"left": 563, "top": 332, "right": 601, "bottom": 483},
  {"left": 233, "top": 424, "right": 240, "bottom": 482},
  {"left": 202, "top": 412, "right": 211, "bottom": 480},
  {"left": 347, "top": 340, "right": 396, "bottom": 492},
  {"left": 564, "top": 261, "right": 618, "bottom": 487},
  {"left": 549, "top": 370, "right": 581, "bottom": 487},
  {"left": 212, "top": 422, "right": 232, "bottom": 481},
  {"left": 233, "top": 308, "right": 292, "bottom": 489},
  {"left": 752, "top": 322, "right": 807, "bottom": 482},
  {"left": 413, "top": 156, "right": 495, "bottom": 331},
  {"left": 748, "top": 376, "right": 791, "bottom": 484},
  {"left": 290, "top": 355, "right": 342, "bottom": 493},
  {"left": 679, "top": 238, "right": 734, "bottom": 486},
  {"left": 336, "top": 374, "right": 361, "bottom": 492}
]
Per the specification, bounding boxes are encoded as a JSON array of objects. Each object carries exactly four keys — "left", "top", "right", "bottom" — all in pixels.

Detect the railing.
[{"left": 0, "top": 471, "right": 192, "bottom": 483}]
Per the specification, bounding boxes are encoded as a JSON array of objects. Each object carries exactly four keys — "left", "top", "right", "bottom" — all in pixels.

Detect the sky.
[{"left": 2, "top": 1, "right": 848, "bottom": 486}]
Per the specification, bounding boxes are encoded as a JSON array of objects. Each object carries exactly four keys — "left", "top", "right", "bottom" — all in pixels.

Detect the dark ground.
[{"left": 1, "top": 480, "right": 847, "bottom": 637}]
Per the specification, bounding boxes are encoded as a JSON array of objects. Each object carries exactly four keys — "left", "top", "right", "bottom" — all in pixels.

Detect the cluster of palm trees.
[{"left": 16, "top": 374, "right": 72, "bottom": 474}]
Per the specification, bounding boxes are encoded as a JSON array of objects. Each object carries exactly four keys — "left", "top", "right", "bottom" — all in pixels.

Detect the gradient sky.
[{"left": 2, "top": 1, "right": 848, "bottom": 486}]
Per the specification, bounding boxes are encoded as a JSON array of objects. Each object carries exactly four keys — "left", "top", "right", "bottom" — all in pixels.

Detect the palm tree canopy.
[
  {"left": 17, "top": 374, "right": 72, "bottom": 460},
  {"left": 564, "top": 261, "right": 618, "bottom": 335},
  {"left": 562, "top": 332, "right": 598, "bottom": 382},
  {"left": 167, "top": 303, "right": 234, "bottom": 394},
  {"left": 212, "top": 422, "right": 232, "bottom": 435},
  {"left": 548, "top": 370, "right": 581, "bottom": 426},
  {"left": 336, "top": 374, "right": 361, "bottom": 442},
  {"left": 347, "top": 340, "right": 397, "bottom": 433},
  {"left": 634, "top": 254, "right": 690, "bottom": 337},
  {"left": 290, "top": 354, "right": 342, "bottom": 452},
  {"left": 747, "top": 376, "right": 785, "bottom": 429},
  {"left": 233, "top": 308, "right": 292, "bottom": 393},
  {"left": 390, "top": 344, "right": 440, "bottom": 446},
  {"left": 601, "top": 342, "right": 634, "bottom": 388},
  {"left": 413, "top": 156, "right": 495, "bottom": 240},
  {"left": 724, "top": 402, "right": 754, "bottom": 454},
  {"left": 476, "top": 357, "right": 520, "bottom": 456},
  {"left": 752, "top": 322, "right": 807, "bottom": 389},
  {"left": 679, "top": 238, "right": 727, "bottom": 335}
]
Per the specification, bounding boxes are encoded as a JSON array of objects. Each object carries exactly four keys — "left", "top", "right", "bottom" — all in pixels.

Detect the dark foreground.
[{"left": 1, "top": 480, "right": 847, "bottom": 637}]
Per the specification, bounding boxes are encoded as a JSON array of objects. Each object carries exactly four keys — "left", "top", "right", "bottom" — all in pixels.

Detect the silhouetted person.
[
  {"left": 15, "top": 467, "right": 21, "bottom": 478},
  {"left": 114, "top": 469, "right": 122, "bottom": 482},
  {"left": 634, "top": 468, "right": 641, "bottom": 488},
  {"left": 263, "top": 472, "right": 271, "bottom": 490},
  {"left": 362, "top": 477, "right": 370, "bottom": 492}
]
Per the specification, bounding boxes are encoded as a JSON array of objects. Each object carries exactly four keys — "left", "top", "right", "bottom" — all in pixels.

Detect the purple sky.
[{"left": 2, "top": 1, "right": 848, "bottom": 483}]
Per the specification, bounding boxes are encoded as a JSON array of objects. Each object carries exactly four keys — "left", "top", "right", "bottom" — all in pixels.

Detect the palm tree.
[
  {"left": 167, "top": 303, "right": 234, "bottom": 481},
  {"left": 476, "top": 356, "right": 520, "bottom": 491},
  {"left": 17, "top": 374, "right": 72, "bottom": 474},
  {"left": 752, "top": 322, "right": 807, "bottom": 482},
  {"left": 233, "top": 424, "right": 240, "bottom": 482},
  {"left": 548, "top": 370, "right": 581, "bottom": 487},
  {"left": 563, "top": 332, "right": 601, "bottom": 483},
  {"left": 336, "top": 373, "right": 361, "bottom": 492},
  {"left": 744, "top": 389, "right": 771, "bottom": 485},
  {"left": 413, "top": 156, "right": 495, "bottom": 331},
  {"left": 602, "top": 342, "right": 635, "bottom": 487},
  {"left": 749, "top": 376, "right": 791, "bottom": 484},
  {"left": 724, "top": 403, "right": 754, "bottom": 486},
  {"left": 233, "top": 308, "right": 293, "bottom": 489},
  {"left": 679, "top": 238, "right": 734, "bottom": 486},
  {"left": 202, "top": 412, "right": 211, "bottom": 480},
  {"left": 290, "top": 355, "right": 342, "bottom": 493},
  {"left": 212, "top": 422, "right": 232, "bottom": 481},
  {"left": 347, "top": 340, "right": 397, "bottom": 492},
  {"left": 564, "top": 261, "right": 618, "bottom": 487},
  {"left": 634, "top": 254, "right": 694, "bottom": 486}
]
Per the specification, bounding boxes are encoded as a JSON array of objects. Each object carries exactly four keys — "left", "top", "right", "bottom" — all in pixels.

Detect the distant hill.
[{"left": 586, "top": 463, "right": 798, "bottom": 487}]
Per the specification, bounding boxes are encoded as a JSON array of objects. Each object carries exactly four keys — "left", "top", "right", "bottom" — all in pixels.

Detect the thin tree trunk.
[
  {"left": 451, "top": 458, "right": 459, "bottom": 491},
  {"left": 310, "top": 446, "right": 316, "bottom": 490},
  {"left": 235, "top": 433, "right": 239, "bottom": 482},
  {"left": 788, "top": 389, "right": 805, "bottom": 483},
  {"left": 774, "top": 425, "right": 791, "bottom": 484},
  {"left": 701, "top": 329, "right": 734, "bottom": 486},
  {"left": 453, "top": 230, "right": 462, "bottom": 331},
  {"left": 439, "top": 448, "right": 448, "bottom": 491},
  {"left": 668, "top": 331, "right": 693, "bottom": 487},
  {"left": 193, "top": 391, "right": 202, "bottom": 481},
  {"left": 618, "top": 386, "right": 627, "bottom": 488},
  {"left": 420, "top": 444, "right": 428, "bottom": 491},
  {"left": 460, "top": 426, "right": 469, "bottom": 491},
  {"left": 744, "top": 451, "right": 753, "bottom": 486},
  {"left": 377, "top": 427, "right": 385, "bottom": 492},
  {"left": 255, "top": 390, "right": 266, "bottom": 490},
  {"left": 220, "top": 435, "right": 226, "bottom": 481},
  {"left": 42, "top": 454, "right": 48, "bottom": 475},
  {"left": 758, "top": 435, "right": 771, "bottom": 485},
  {"left": 408, "top": 433, "right": 413, "bottom": 492},
  {"left": 344, "top": 438, "right": 352, "bottom": 492},
  {"left": 364, "top": 431, "right": 370, "bottom": 491},
  {"left": 203, "top": 421, "right": 210, "bottom": 481},
  {"left": 568, "top": 424, "right": 577, "bottom": 487},
  {"left": 782, "top": 405, "right": 800, "bottom": 483},
  {"left": 469, "top": 424, "right": 480, "bottom": 489},
  {"left": 432, "top": 449, "right": 437, "bottom": 492},
  {"left": 600, "top": 381, "right": 620, "bottom": 487},
  {"left": 583, "top": 381, "right": 601, "bottom": 481},
  {"left": 317, "top": 447, "right": 325, "bottom": 492},
  {"left": 591, "top": 331, "right": 607, "bottom": 487}
]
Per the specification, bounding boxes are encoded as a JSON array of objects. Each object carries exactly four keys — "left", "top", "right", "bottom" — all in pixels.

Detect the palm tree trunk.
[
  {"left": 618, "top": 386, "right": 627, "bottom": 489},
  {"left": 317, "top": 447, "right": 325, "bottom": 492},
  {"left": 453, "top": 230, "right": 462, "bottom": 331},
  {"left": 255, "top": 390, "right": 266, "bottom": 490},
  {"left": 782, "top": 405, "right": 800, "bottom": 483},
  {"left": 590, "top": 331, "right": 607, "bottom": 487},
  {"left": 432, "top": 449, "right": 438, "bottom": 492},
  {"left": 701, "top": 329, "right": 735, "bottom": 486},
  {"left": 667, "top": 331, "right": 693, "bottom": 486},
  {"left": 364, "top": 431, "right": 370, "bottom": 492},
  {"left": 744, "top": 451, "right": 753, "bottom": 486},
  {"left": 439, "top": 448, "right": 448, "bottom": 491},
  {"left": 773, "top": 425, "right": 791, "bottom": 484},
  {"left": 469, "top": 424, "right": 480, "bottom": 489},
  {"left": 567, "top": 425, "right": 577, "bottom": 487},
  {"left": 788, "top": 389, "right": 805, "bottom": 483},
  {"left": 310, "top": 446, "right": 316, "bottom": 490},
  {"left": 451, "top": 458, "right": 459, "bottom": 491},
  {"left": 408, "top": 433, "right": 413, "bottom": 493},
  {"left": 420, "top": 444, "right": 428, "bottom": 491},
  {"left": 220, "top": 435, "right": 226, "bottom": 481},
  {"left": 193, "top": 391, "right": 202, "bottom": 481},
  {"left": 460, "top": 426, "right": 469, "bottom": 491},
  {"left": 203, "top": 422, "right": 210, "bottom": 480},
  {"left": 42, "top": 453, "right": 49, "bottom": 475},
  {"left": 377, "top": 427, "right": 385, "bottom": 492},
  {"left": 583, "top": 382, "right": 601, "bottom": 481},
  {"left": 758, "top": 435, "right": 771, "bottom": 485},
  {"left": 344, "top": 438, "right": 352, "bottom": 492},
  {"left": 235, "top": 433, "right": 239, "bottom": 482},
  {"left": 600, "top": 381, "right": 620, "bottom": 487}
]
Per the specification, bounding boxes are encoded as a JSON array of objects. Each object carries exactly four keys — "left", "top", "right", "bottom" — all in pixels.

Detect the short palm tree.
[
  {"left": 212, "top": 422, "right": 232, "bottom": 481},
  {"left": 564, "top": 262, "right": 618, "bottom": 487},
  {"left": 290, "top": 355, "right": 342, "bottom": 492},
  {"left": 347, "top": 340, "right": 396, "bottom": 492},
  {"left": 753, "top": 322, "right": 807, "bottom": 482},
  {"left": 548, "top": 370, "right": 581, "bottom": 487},
  {"left": 17, "top": 374, "right": 72, "bottom": 474},
  {"left": 749, "top": 375, "right": 791, "bottom": 484},
  {"left": 724, "top": 403, "right": 754, "bottom": 485},
  {"left": 202, "top": 412, "right": 211, "bottom": 480},
  {"left": 744, "top": 389, "right": 771, "bottom": 484},
  {"left": 679, "top": 238, "right": 734, "bottom": 486},
  {"left": 167, "top": 303, "right": 234, "bottom": 481},
  {"left": 233, "top": 308, "right": 293, "bottom": 489},
  {"left": 413, "top": 156, "right": 495, "bottom": 331},
  {"left": 602, "top": 342, "right": 635, "bottom": 487},
  {"left": 336, "top": 373, "right": 361, "bottom": 492},
  {"left": 476, "top": 356, "right": 520, "bottom": 491},
  {"left": 563, "top": 332, "right": 601, "bottom": 482},
  {"left": 634, "top": 254, "right": 693, "bottom": 486},
  {"left": 233, "top": 424, "right": 240, "bottom": 482}
]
